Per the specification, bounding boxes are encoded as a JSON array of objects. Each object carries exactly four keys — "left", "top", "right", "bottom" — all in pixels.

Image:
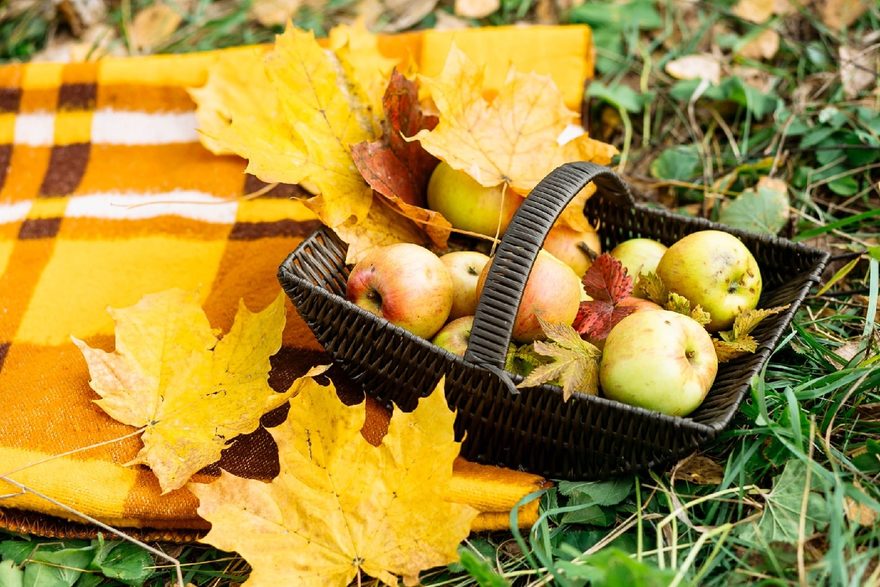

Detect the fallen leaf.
[
  {"left": 840, "top": 45, "right": 877, "bottom": 99},
  {"left": 73, "top": 290, "right": 299, "bottom": 493},
  {"left": 130, "top": 3, "right": 182, "bottom": 52},
  {"left": 454, "top": 0, "right": 500, "bottom": 19},
  {"left": 57, "top": 0, "right": 108, "bottom": 36},
  {"left": 518, "top": 319, "right": 600, "bottom": 400},
  {"left": 360, "top": 0, "right": 439, "bottom": 32},
  {"left": 249, "top": 0, "right": 301, "bottom": 27},
  {"left": 413, "top": 45, "right": 616, "bottom": 194},
  {"left": 818, "top": 0, "right": 870, "bottom": 30},
  {"left": 731, "top": 0, "right": 774, "bottom": 23},
  {"left": 719, "top": 176, "right": 790, "bottom": 235},
  {"left": 737, "top": 28, "right": 780, "bottom": 60},
  {"left": 333, "top": 197, "right": 429, "bottom": 264},
  {"left": 190, "top": 24, "right": 396, "bottom": 228},
  {"left": 573, "top": 254, "right": 636, "bottom": 341},
  {"left": 434, "top": 9, "right": 471, "bottom": 29},
  {"left": 351, "top": 70, "right": 450, "bottom": 248},
  {"left": 714, "top": 304, "right": 790, "bottom": 362},
  {"left": 844, "top": 480, "right": 877, "bottom": 527},
  {"left": 665, "top": 54, "right": 722, "bottom": 84},
  {"left": 191, "top": 377, "right": 477, "bottom": 586},
  {"left": 672, "top": 455, "right": 725, "bottom": 485}
]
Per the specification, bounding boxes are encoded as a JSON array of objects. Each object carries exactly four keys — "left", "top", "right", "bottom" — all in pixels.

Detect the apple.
[
  {"left": 609, "top": 238, "right": 668, "bottom": 282},
  {"left": 599, "top": 310, "right": 718, "bottom": 416},
  {"left": 441, "top": 251, "right": 491, "bottom": 319},
  {"left": 431, "top": 315, "right": 475, "bottom": 356},
  {"left": 346, "top": 243, "right": 453, "bottom": 339},
  {"left": 656, "top": 230, "right": 762, "bottom": 331},
  {"left": 542, "top": 224, "right": 602, "bottom": 277},
  {"left": 477, "top": 250, "right": 582, "bottom": 343},
  {"left": 427, "top": 161, "right": 522, "bottom": 237}
]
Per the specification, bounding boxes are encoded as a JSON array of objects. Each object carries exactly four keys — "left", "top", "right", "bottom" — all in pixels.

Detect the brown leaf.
[
  {"left": 818, "top": 0, "right": 870, "bottom": 30},
  {"left": 844, "top": 481, "right": 877, "bottom": 527},
  {"left": 454, "top": 0, "right": 499, "bottom": 19},
  {"left": 840, "top": 45, "right": 877, "bottom": 99},
  {"left": 130, "top": 3, "right": 182, "bottom": 52},
  {"left": 672, "top": 455, "right": 725, "bottom": 485},
  {"left": 359, "top": 0, "right": 439, "bottom": 32},
  {"left": 351, "top": 70, "right": 450, "bottom": 248},
  {"left": 250, "top": 0, "right": 301, "bottom": 27},
  {"left": 738, "top": 28, "right": 780, "bottom": 60},
  {"left": 731, "top": 0, "right": 775, "bottom": 23}
]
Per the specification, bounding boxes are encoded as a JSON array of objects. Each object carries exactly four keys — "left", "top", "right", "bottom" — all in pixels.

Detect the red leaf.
[
  {"left": 573, "top": 254, "right": 635, "bottom": 340},
  {"left": 352, "top": 69, "right": 439, "bottom": 207}
]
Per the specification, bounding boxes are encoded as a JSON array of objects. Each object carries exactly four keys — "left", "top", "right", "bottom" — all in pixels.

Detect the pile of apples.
[{"left": 346, "top": 164, "right": 763, "bottom": 417}]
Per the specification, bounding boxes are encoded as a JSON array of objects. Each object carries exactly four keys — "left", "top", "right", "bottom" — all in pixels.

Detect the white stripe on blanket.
[
  {"left": 66, "top": 191, "right": 239, "bottom": 223},
  {"left": 90, "top": 111, "right": 199, "bottom": 145}
]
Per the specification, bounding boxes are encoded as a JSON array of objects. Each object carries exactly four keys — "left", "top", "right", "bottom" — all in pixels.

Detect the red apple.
[
  {"left": 600, "top": 310, "right": 718, "bottom": 416},
  {"left": 441, "top": 251, "right": 490, "bottom": 319},
  {"left": 427, "top": 161, "right": 522, "bottom": 237},
  {"left": 346, "top": 243, "right": 453, "bottom": 339},
  {"left": 542, "top": 225, "right": 602, "bottom": 277},
  {"left": 477, "top": 250, "right": 582, "bottom": 343}
]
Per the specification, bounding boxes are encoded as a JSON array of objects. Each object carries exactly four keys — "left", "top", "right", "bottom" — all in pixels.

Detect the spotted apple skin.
[{"left": 656, "top": 230, "right": 762, "bottom": 331}]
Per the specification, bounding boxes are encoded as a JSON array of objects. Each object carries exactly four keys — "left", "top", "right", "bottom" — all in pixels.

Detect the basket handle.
[{"left": 463, "top": 162, "right": 635, "bottom": 389}]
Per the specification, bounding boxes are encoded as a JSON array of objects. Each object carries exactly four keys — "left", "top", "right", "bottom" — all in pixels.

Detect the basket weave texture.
[{"left": 278, "top": 162, "right": 829, "bottom": 479}]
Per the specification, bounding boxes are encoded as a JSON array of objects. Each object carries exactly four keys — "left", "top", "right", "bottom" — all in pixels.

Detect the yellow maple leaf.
[
  {"left": 191, "top": 376, "right": 477, "bottom": 586},
  {"left": 413, "top": 45, "right": 617, "bottom": 194},
  {"left": 333, "top": 197, "right": 430, "bottom": 263},
  {"left": 72, "top": 290, "right": 299, "bottom": 494}
]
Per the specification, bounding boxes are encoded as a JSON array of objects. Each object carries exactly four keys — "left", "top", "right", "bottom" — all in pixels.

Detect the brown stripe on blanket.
[
  {"left": 39, "top": 143, "right": 90, "bottom": 197},
  {"left": 0, "top": 342, "right": 9, "bottom": 374},
  {"left": 58, "top": 83, "right": 97, "bottom": 111},
  {"left": 0, "top": 87, "right": 21, "bottom": 113},
  {"left": 243, "top": 174, "right": 312, "bottom": 199},
  {"left": 57, "top": 216, "right": 232, "bottom": 241},
  {"left": 0, "top": 145, "right": 12, "bottom": 193},
  {"left": 17, "top": 217, "right": 62, "bottom": 239},
  {"left": 97, "top": 84, "right": 195, "bottom": 112},
  {"left": 228, "top": 219, "right": 323, "bottom": 240}
]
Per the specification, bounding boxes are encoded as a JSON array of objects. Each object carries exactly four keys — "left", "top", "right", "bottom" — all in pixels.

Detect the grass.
[{"left": 0, "top": 0, "right": 878, "bottom": 585}]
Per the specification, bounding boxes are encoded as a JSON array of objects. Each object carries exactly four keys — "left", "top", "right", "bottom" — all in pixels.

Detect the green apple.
[
  {"left": 609, "top": 238, "right": 667, "bottom": 282},
  {"left": 543, "top": 224, "right": 602, "bottom": 277},
  {"left": 427, "top": 161, "right": 522, "bottom": 237},
  {"left": 431, "top": 316, "right": 475, "bottom": 356},
  {"left": 477, "top": 250, "right": 582, "bottom": 343},
  {"left": 441, "top": 251, "right": 490, "bottom": 319},
  {"left": 656, "top": 230, "right": 762, "bottom": 331},
  {"left": 346, "top": 243, "right": 453, "bottom": 339},
  {"left": 600, "top": 310, "right": 718, "bottom": 416}
]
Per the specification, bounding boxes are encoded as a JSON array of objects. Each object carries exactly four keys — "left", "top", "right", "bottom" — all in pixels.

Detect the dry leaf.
[
  {"left": 351, "top": 70, "right": 450, "bottom": 248},
  {"left": 844, "top": 481, "right": 877, "bottom": 527},
  {"left": 714, "top": 304, "right": 790, "bottom": 362},
  {"left": 665, "top": 293, "right": 712, "bottom": 327},
  {"left": 818, "top": 0, "right": 870, "bottom": 30},
  {"left": 517, "top": 319, "right": 601, "bottom": 400},
  {"left": 57, "top": 0, "right": 107, "bottom": 36},
  {"left": 333, "top": 198, "right": 429, "bottom": 264},
  {"left": 738, "top": 28, "right": 780, "bottom": 60},
  {"left": 731, "top": 0, "right": 774, "bottom": 23},
  {"left": 433, "top": 10, "right": 470, "bottom": 29},
  {"left": 73, "top": 290, "right": 298, "bottom": 493},
  {"left": 672, "top": 455, "right": 725, "bottom": 485},
  {"left": 665, "top": 54, "right": 722, "bottom": 85},
  {"left": 361, "top": 0, "right": 439, "bottom": 32},
  {"left": 191, "top": 377, "right": 477, "bottom": 586},
  {"left": 130, "top": 3, "right": 182, "bottom": 52},
  {"left": 413, "top": 45, "right": 616, "bottom": 194},
  {"left": 840, "top": 45, "right": 877, "bottom": 99},
  {"left": 454, "top": 0, "right": 500, "bottom": 19},
  {"left": 249, "top": 0, "right": 301, "bottom": 27},
  {"left": 634, "top": 271, "right": 669, "bottom": 306}
]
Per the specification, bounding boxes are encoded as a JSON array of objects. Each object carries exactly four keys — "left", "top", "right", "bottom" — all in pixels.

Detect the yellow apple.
[
  {"left": 427, "top": 161, "right": 522, "bottom": 237},
  {"left": 600, "top": 310, "right": 718, "bottom": 416},
  {"left": 609, "top": 238, "right": 667, "bottom": 281},
  {"left": 441, "top": 251, "right": 490, "bottom": 319},
  {"left": 542, "top": 224, "right": 602, "bottom": 277},
  {"left": 656, "top": 230, "right": 762, "bottom": 331}
]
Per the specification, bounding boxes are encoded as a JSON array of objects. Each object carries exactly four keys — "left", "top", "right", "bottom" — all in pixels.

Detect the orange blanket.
[{"left": 0, "top": 25, "right": 593, "bottom": 538}]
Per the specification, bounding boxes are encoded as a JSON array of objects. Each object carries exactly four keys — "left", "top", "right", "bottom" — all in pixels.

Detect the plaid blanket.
[{"left": 0, "top": 25, "right": 592, "bottom": 538}]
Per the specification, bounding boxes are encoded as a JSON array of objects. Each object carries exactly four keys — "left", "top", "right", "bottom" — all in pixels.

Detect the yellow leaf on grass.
[
  {"left": 130, "top": 3, "right": 182, "bottom": 52},
  {"left": 73, "top": 290, "right": 297, "bottom": 494},
  {"left": 191, "top": 377, "right": 477, "bottom": 586},
  {"left": 413, "top": 45, "right": 616, "bottom": 194}
]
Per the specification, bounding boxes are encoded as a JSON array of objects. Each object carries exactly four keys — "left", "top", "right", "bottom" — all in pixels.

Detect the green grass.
[{"left": 1, "top": 0, "right": 878, "bottom": 585}]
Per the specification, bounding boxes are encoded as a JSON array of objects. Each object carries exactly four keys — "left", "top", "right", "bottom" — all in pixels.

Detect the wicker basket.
[{"left": 278, "top": 162, "right": 829, "bottom": 479}]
